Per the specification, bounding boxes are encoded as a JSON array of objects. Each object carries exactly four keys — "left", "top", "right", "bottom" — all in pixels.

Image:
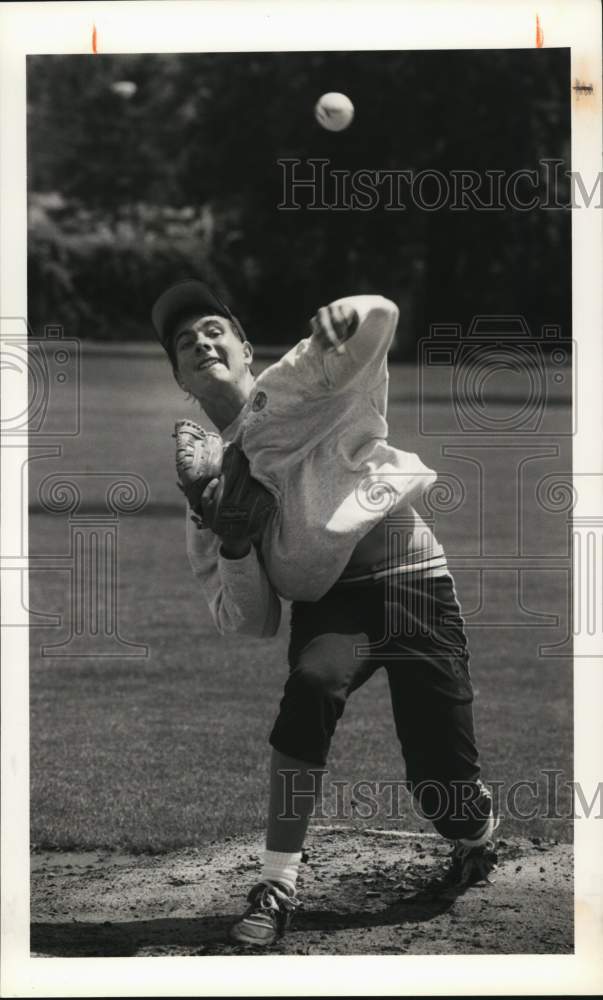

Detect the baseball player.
[{"left": 151, "top": 279, "right": 498, "bottom": 947}]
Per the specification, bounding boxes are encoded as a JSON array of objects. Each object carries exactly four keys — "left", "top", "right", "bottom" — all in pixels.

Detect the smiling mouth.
[{"left": 196, "top": 358, "right": 223, "bottom": 371}]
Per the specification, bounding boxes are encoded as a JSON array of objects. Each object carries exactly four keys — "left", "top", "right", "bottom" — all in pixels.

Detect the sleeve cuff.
[{"left": 218, "top": 544, "right": 259, "bottom": 577}]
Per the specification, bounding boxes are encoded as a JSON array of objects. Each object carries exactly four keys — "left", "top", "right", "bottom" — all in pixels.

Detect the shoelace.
[
  {"left": 452, "top": 812, "right": 501, "bottom": 859},
  {"left": 253, "top": 882, "right": 299, "bottom": 914},
  {"left": 449, "top": 838, "right": 498, "bottom": 887},
  {"left": 452, "top": 841, "right": 476, "bottom": 863}
]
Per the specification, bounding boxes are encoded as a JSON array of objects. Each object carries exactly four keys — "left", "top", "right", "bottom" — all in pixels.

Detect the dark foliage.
[{"left": 27, "top": 50, "right": 571, "bottom": 349}]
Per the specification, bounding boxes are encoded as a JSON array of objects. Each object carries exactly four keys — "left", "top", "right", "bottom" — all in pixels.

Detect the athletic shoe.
[
  {"left": 440, "top": 837, "right": 498, "bottom": 895},
  {"left": 229, "top": 880, "right": 299, "bottom": 946},
  {"left": 399, "top": 818, "right": 500, "bottom": 903}
]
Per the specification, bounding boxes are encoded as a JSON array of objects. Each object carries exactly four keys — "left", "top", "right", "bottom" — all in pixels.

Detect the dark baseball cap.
[{"left": 151, "top": 279, "right": 245, "bottom": 351}]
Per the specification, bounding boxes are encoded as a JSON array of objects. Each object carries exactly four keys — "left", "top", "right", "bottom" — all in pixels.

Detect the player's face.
[{"left": 172, "top": 313, "right": 253, "bottom": 397}]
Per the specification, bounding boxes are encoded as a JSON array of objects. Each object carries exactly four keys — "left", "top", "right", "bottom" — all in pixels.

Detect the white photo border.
[{"left": 1, "top": 0, "right": 602, "bottom": 995}]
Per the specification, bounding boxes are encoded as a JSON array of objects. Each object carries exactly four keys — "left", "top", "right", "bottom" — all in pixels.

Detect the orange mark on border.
[
  {"left": 536, "top": 14, "right": 544, "bottom": 48},
  {"left": 92, "top": 24, "right": 98, "bottom": 54}
]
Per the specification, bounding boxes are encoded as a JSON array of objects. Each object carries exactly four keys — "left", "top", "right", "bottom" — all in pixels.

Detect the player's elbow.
[
  {"left": 373, "top": 296, "right": 399, "bottom": 328},
  {"left": 362, "top": 296, "right": 399, "bottom": 352},
  {"left": 351, "top": 295, "right": 399, "bottom": 336},
  {"left": 233, "top": 620, "right": 278, "bottom": 639},
  {"left": 214, "top": 609, "right": 280, "bottom": 640}
]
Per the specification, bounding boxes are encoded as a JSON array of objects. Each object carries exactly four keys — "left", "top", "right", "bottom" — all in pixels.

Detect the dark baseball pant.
[{"left": 269, "top": 572, "right": 491, "bottom": 840}]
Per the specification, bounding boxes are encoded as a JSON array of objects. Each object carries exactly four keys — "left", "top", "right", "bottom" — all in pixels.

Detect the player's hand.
[
  {"left": 193, "top": 477, "right": 252, "bottom": 555},
  {"left": 309, "top": 302, "right": 359, "bottom": 355},
  {"left": 195, "top": 477, "right": 223, "bottom": 533}
]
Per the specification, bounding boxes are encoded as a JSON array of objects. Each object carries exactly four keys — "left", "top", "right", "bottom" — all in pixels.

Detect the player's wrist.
[{"left": 220, "top": 538, "right": 252, "bottom": 559}]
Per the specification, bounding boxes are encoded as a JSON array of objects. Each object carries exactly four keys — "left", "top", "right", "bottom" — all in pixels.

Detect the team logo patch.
[{"left": 252, "top": 391, "right": 267, "bottom": 412}]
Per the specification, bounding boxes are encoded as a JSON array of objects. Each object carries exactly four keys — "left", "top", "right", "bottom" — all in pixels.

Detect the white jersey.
[{"left": 186, "top": 295, "right": 443, "bottom": 633}]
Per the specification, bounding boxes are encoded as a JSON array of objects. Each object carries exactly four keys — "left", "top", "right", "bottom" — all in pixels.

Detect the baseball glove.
[{"left": 173, "top": 418, "right": 276, "bottom": 542}]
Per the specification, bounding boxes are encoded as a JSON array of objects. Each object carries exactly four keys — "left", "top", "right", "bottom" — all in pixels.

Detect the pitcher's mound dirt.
[{"left": 31, "top": 827, "right": 572, "bottom": 956}]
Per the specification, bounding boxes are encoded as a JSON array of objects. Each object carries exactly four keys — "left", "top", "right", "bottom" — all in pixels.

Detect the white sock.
[
  {"left": 459, "top": 812, "right": 496, "bottom": 849},
  {"left": 261, "top": 850, "right": 302, "bottom": 895}
]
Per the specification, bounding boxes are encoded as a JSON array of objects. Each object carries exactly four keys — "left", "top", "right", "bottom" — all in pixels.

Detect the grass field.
[{"left": 29, "top": 349, "right": 573, "bottom": 852}]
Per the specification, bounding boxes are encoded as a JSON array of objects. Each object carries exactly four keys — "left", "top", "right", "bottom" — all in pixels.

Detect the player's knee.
[{"left": 287, "top": 663, "right": 342, "bottom": 705}]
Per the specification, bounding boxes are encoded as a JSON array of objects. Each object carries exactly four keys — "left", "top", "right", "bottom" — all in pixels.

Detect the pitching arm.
[
  {"left": 185, "top": 511, "right": 282, "bottom": 639},
  {"left": 311, "top": 294, "right": 400, "bottom": 391},
  {"left": 260, "top": 295, "right": 399, "bottom": 400}
]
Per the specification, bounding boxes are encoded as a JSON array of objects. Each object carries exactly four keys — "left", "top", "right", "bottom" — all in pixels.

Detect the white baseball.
[{"left": 314, "top": 92, "right": 355, "bottom": 132}]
